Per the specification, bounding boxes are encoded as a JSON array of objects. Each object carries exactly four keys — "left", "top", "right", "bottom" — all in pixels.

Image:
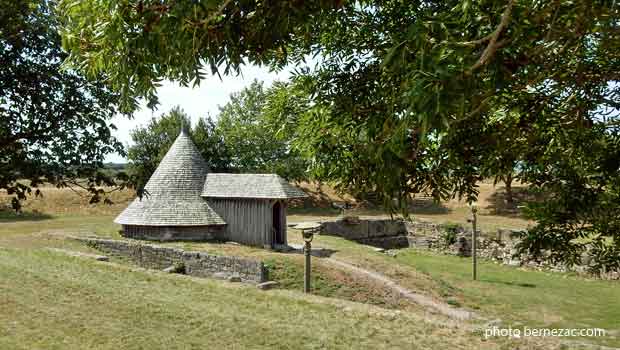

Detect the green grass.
[
  {"left": 0, "top": 205, "right": 615, "bottom": 348},
  {"left": 264, "top": 257, "right": 405, "bottom": 309},
  {"left": 394, "top": 249, "right": 620, "bottom": 347},
  {"left": 0, "top": 248, "right": 540, "bottom": 350},
  {"left": 265, "top": 257, "right": 347, "bottom": 296},
  {"left": 0, "top": 214, "right": 120, "bottom": 250},
  {"left": 0, "top": 212, "right": 417, "bottom": 312}
]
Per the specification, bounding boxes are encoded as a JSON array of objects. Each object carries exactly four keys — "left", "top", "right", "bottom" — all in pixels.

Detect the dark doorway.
[{"left": 272, "top": 201, "right": 284, "bottom": 245}]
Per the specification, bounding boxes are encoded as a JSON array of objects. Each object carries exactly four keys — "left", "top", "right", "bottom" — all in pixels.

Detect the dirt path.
[{"left": 326, "top": 258, "right": 476, "bottom": 321}]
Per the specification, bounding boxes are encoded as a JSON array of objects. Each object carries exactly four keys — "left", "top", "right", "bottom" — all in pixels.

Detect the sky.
[{"left": 105, "top": 64, "right": 292, "bottom": 163}]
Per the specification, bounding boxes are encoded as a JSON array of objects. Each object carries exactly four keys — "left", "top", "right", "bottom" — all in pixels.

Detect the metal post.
[
  {"left": 304, "top": 240, "right": 311, "bottom": 293},
  {"left": 296, "top": 222, "right": 319, "bottom": 294},
  {"left": 471, "top": 206, "right": 478, "bottom": 281}
]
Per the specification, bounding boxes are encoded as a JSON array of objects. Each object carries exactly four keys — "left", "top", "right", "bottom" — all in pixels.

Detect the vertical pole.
[
  {"left": 304, "top": 239, "right": 311, "bottom": 293},
  {"left": 471, "top": 206, "right": 478, "bottom": 281}
]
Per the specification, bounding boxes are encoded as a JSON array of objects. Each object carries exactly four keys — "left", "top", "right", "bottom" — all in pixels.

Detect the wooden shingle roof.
[
  {"left": 202, "top": 173, "right": 308, "bottom": 199},
  {"left": 114, "top": 130, "right": 225, "bottom": 226}
]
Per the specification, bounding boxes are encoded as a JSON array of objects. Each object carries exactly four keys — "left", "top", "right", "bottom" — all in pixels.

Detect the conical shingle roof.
[{"left": 115, "top": 130, "right": 225, "bottom": 226}]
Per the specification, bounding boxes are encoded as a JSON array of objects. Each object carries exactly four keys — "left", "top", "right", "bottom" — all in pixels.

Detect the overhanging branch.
[{"left": 467, "top": 0, "right": 515, "bottom": 74}]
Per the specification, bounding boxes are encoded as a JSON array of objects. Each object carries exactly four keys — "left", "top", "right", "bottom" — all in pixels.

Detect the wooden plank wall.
[
  {"left": 280, "top": 201, "right": 287, "bottom": 244},
  {"left": 207, "top": 198, "right": 274, "bottom": 247}
]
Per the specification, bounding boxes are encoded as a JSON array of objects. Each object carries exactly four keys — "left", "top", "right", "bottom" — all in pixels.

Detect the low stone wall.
[
  {"left": 76, "top": 237, "right": 268, "bottom": 283},
  {"left": 357, "top": 236, "right": 410, "bottom": 249},
  {"left": 407, "top": 224, "right": 619, "bottom": 278},
  {"left": 320, "top": 218, "right": 409, "bottom": 248},
  {"left": 320, "top": 218, "right": 468, "bottom": 250},
  {"left": 405, "top": 221, "right": 446, "bottom": 238},
  {"left": 405, "top": 222, "right": 527, "bottom": 263}
]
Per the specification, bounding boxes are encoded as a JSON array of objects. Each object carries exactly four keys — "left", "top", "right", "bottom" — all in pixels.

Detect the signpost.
[
  {"left": 295, "top": 222, "right": 322, "bottom": 293},
  {"left": 469, "top": 204, "right": 478, "bottom": 280}
]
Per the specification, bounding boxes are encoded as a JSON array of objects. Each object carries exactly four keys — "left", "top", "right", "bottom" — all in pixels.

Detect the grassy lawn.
[
  {"left": 284, "top": 232, "right": 619, "bottom": 347},
  {"left": 394, "top": 249, "right": 620, "bottom": 347},
  {"left": 1, "top": 185, "right": 617, "bottom": 348},
  {"left": 0, "top": 248, "right": 547, "bottom": 350}
]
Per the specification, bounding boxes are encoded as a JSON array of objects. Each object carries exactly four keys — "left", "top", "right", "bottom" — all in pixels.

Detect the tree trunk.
[{"left": 504, "top": 173, "right": 514, "bottom": 207}]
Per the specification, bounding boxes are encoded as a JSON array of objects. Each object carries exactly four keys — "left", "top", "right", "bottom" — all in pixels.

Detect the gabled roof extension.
[{"left": 202, "top": 173, "right": 308, "bottom": 199}]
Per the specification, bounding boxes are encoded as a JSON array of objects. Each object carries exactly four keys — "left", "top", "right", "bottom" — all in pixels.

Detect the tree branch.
[
  {"left": 467, "top": 0, "right": 515, "bottom": 74},
  {"left": 0, "top": 123, "right": 60, "bottom": 150}
]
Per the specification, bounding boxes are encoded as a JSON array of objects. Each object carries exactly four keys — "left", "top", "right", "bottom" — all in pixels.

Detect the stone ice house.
[{"left": 114, "top": 128, "right": 307, "bottom": 247}]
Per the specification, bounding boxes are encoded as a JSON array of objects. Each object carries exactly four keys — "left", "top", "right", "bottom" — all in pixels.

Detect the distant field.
[{"left": 1, "top": 180, "right": 533, "bottom": 232}]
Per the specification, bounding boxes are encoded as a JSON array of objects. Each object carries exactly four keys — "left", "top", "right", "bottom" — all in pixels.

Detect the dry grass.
[
  {"left": 2, "top": 180, "right": 533, "bottom": 232},
  {"left": 0, "top": 184, "right": 134, "bottom": 217},
  {"left": 290, "top": 181, "right": 534, "bottom": 232},
  {"left": 410, "top": 181, "right": 535, "bottom": 232}
]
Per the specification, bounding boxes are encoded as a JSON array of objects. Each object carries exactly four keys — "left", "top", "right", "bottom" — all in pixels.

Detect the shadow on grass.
[
  {"left": 288, "top": 206, "right": 341, "bottom": 216},
  {"left": 290, "top": 186, "right": 345, "bottom": 210},
  {"left": 289, "top": 198, "right": 452, "bottom": 219},
  {"left": 279, "top": 246, "right": 339, "bottom": 258},
  {"left": 485, "top": 186, "right": 542, "bottom": 217},
  {"left": 0, "top": 210, "right": 54, "bottom": 222},
  {"left": 481, "top": 278, "right": 536, "bottom": 288},
  {"left": 408, "top": 198, "right": 451, "bottom": 215}
]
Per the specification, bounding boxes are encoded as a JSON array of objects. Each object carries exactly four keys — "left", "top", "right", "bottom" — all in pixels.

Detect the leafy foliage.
[
  {"left": 58, "top": 0, "right": 342, "bottom": 112},
  {"left": 128, "top": 83, "right": 309, "bottom": 184},
  {"left": 0, "top": 0, "right": 128, "bottom": 210},
  {"left": 216, "top": 80, "right": 309, "bottom": 181},
  {"left": 277, "top": 0, "right": 619, "bottom": 210},
  {"left": 193, "top": 116, "right": 231, "bottom": 173},
  {"left": 127, "top": 106, "right": 192, "bottom": 189},
  {"left": 127, "top": 106, "right": 231, "bottom": 188},
  {"left": 59, "top": 0, "right": 620, "bottom": 270},
  {"left": 518, "top": 124, "right": 620, "bottom": 274}
]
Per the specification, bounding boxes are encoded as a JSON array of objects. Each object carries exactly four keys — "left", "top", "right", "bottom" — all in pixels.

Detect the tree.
[
  {"left": 62, "top": 1, "right": 616, "bottom": 203},
  {"left": 478, "top": 109, "right": 528, "bottom": 207},
  {"left": 274, "top": 0, "right": 619, "bottom": 207},
  {"left": 59, "top": 0, "right": 620, "bottom": 270},
  {"left": 518, "top": 123, "right": 620, "bottom": 274},
  {"left": 192, "top": 116, "right": 231, "bottom": 173},
  {"left": 1, "top": 0, "right": 126, "bottom": 210},
  {"left": 215, "top": 80, "right": 309, "bottom": 181},
  {"left": 284, "top": 1, "right": 619, "bottom": 270},
  {"left": 126, "top": 106, "right": 192, "bottom": 188},
  {"left": 127, "top": 106, "right": 233, "bottom": 186},
  {"left": 127, "top": 84, "right": 308, "bottom": 184}
]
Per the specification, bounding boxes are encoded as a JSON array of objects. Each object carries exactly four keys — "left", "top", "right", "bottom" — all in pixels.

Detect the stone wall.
[
  {"left": 340, "top": 218, "right": 559, "bottom": 271},
  {"left": 405, "top": 221, "right": 446, "bottom": 238},
  {"left": 320, "top": 217, "right": 409, "bottom": 249},
  {"left": 120, "top": 224, "right": 221, "bottom": 241},
  {"left": 405, "top": 221, "right": 527, "bottom": 264},
  {"left": 76, "top": 237, "right": 268, "bottom": 283},
  {"left": 406, "top": 223, "right": 620, "bottom": 278}
]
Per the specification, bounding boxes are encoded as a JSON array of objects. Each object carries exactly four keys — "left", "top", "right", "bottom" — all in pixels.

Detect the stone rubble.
[{"left": 320, "top": 218, "right": 619, "bottom": 280}]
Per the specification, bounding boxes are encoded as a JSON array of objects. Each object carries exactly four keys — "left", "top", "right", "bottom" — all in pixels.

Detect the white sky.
[{"left": 105, "top": 64, "right": 292, "bottom": 163}]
